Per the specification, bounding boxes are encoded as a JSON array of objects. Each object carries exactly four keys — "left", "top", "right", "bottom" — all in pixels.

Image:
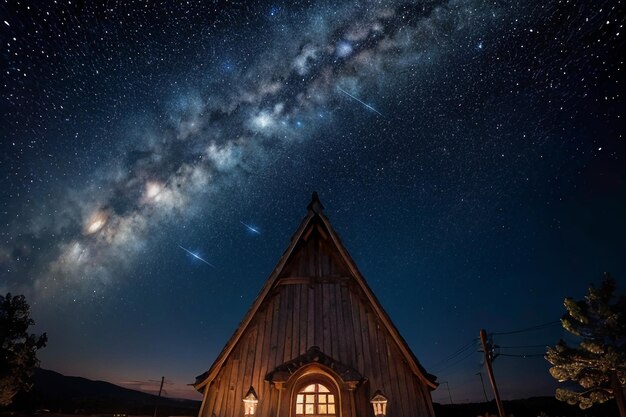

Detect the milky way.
[
  {"left": 1, "top": 0, "right": 624, "bottom": 402},
  {"left": 2, "top": 0, "right": 509, "bottom": 299}
]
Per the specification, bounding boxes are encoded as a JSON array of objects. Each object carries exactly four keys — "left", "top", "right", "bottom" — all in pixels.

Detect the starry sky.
[{"left": 1, "top": 0, "right": 624, "bottom": 403}]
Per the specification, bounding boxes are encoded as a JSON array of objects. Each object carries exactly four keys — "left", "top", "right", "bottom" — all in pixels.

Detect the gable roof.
[{"left": 194, "top": 193, "right": 437, "bottom": 391}]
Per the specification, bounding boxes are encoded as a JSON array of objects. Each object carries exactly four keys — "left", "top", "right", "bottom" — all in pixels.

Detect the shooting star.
[
  {"left": 178, "top": 245, "right": 216, "bottom": 268},
  {"left": 240, "top": 221, "right": 261, "bottom": 235},
  {"left": 337, "top": 86, "right": 383, "bottom": 116}
]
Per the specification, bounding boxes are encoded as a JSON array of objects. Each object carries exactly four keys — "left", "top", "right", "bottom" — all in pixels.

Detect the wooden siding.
[{"left": 198, "top": 215, "right": 435, "bottom": 417}]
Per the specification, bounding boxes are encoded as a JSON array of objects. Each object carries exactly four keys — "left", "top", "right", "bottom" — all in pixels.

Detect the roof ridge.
[{"left": 194, "top": 194, "right": 437, "bottom": 391}]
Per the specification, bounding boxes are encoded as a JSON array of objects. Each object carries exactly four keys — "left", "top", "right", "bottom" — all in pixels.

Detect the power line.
[
  {"left": 439, "top": 339, "right": 477, "bottom": 362},
  {"left": 497, "top": 344, "right": 550, "bottom": 349},
  {"left": 497, "top": 353, "right": 545, "bottom": 358},
  {"left": 476, "top": 372, "right": 489, "bottom": 402},
  {"left": 428, "top": 321, "right": 558, "bottom": 375},
  {"left": 429, "top": 338, "right": 479, "bottom": 369},
  {"left": 432, "top": 347, "right": 479, "bottom": 374}
]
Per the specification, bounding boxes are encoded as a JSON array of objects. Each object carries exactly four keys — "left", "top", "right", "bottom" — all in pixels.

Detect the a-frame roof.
[{"left": 194, "top": 193, "right": 437, "bottom": 391}]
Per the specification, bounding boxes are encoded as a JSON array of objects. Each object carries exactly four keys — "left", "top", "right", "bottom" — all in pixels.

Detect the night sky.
[{"left": 1, "top": 0, "right": 625, "bottom": 403}]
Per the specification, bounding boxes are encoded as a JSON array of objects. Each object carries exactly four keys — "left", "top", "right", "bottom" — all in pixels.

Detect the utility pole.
[
  {"left": 476, "top": 372, "right": 489, "bottom": 402},
  {"left": 440, "top": 381, "right": 454, "bottom": 404},
  {"left": 154, "top": 376, "right": 165, "bottom": 417},
  {"left": 480, "top": 329, "right": 505, "bottom": 417}
]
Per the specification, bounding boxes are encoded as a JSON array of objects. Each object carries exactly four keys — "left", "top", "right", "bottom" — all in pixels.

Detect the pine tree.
[
  {"left": 545, "top": 273, "right": 626, "bottom": 416},
  {"left": 0, "top": 293, "right": 47, "bottom": 406}
]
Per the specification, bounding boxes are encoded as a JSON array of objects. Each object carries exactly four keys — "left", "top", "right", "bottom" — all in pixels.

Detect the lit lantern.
[
  {"left": 370, "top": 390, "right": 388, "bottom": 416},
  {"left": 243, "top": 386, "right": 259, "bottom": 416}
]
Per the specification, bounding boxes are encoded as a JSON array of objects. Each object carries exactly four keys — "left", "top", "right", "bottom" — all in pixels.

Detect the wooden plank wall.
[{"left": 200, "top": 224, "right": 435, "bottom": 417}]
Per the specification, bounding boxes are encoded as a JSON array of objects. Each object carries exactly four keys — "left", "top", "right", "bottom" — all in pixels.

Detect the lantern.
[
  {"left": 243, "top": 386, "right": 258, "bottom": 416},
  {"left": 370, "top": 390, "right": 388, "bottom": 416}
]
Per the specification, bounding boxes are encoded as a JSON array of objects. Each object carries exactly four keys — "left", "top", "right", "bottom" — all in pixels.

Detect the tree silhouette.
[
  {"left": 546, "top": 274, "right": 626, "bottom": 416},
  {"left": 0, "top": 293, "right": 47, "bottom": 406}
]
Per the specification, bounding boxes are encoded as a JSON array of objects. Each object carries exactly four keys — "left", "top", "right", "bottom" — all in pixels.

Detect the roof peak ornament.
[{"left": 307, "top": 191, "right": 325, "bottom": 213}]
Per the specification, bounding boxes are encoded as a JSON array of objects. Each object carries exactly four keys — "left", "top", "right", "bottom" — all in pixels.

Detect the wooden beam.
[{"left": 278, "top": 276, "right": 352, "bottom": 285}]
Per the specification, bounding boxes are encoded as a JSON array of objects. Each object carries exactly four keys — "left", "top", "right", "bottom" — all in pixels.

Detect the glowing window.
[{"left": 295, "top": 383, "right": 336, "bottom": 416}]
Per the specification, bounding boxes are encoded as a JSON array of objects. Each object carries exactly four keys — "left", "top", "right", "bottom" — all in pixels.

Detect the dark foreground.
[
  {"left": 1, "top": 369, "right": 619, "bottom": 417},
  {"left": 434, "top": 397, "right": 618, "bottom": 417}
]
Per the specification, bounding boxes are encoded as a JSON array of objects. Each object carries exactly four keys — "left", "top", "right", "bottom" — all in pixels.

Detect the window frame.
[
  {"left": 288, "top": 368, "right": 342, "bottom": 417},
  {"left": 294, "top": 381, "right": 337, "bottom": 416}
]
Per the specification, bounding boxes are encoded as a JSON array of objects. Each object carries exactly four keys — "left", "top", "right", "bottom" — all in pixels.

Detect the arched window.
[{"left": 294, "top": 383, "right": 336, "bottom": 416}]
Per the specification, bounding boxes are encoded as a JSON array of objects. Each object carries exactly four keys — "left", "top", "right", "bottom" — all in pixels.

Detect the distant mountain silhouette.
[{"left": 6, "top": 368, "right": 200, "bottom": 415}]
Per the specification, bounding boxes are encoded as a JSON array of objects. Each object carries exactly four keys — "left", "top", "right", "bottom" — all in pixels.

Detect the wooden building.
[{"left": 194, "top": 194, "right": 437, "bottom": 417}]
